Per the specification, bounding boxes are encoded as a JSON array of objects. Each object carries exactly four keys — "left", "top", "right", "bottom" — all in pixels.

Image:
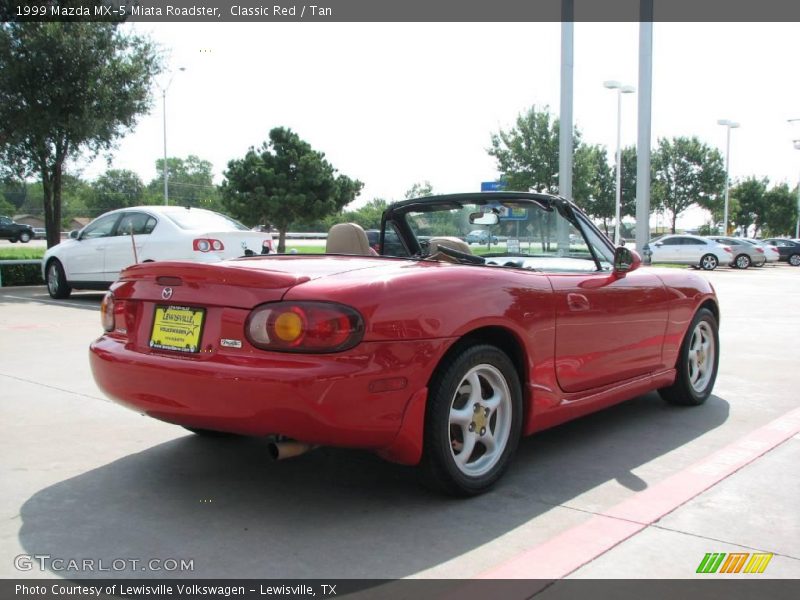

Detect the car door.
[
  {"left": 772, "top": 239, "right": 794, "bottom": 260},
  {"left": 548, "top": 218, "right": 673, "bottom": 393},
  {"left": 103, "top": 211, "right": 158, "bottom": 280},
  {"left": 0, "top": 216, "right": 12, "bottom": 238},
  {"left": 63, "top": 213, "right": 121, "bottom": 282},
  {"left": 681, "top": 237, "right": 707, "bottom": 264},
  {"left": 653, "top": 236, "right": 681, "bottom": 262}
]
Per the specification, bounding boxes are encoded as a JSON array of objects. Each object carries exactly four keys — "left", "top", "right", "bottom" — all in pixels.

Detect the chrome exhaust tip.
[{"left": 267, "top": 440, "right": 316, "bottom": 461}]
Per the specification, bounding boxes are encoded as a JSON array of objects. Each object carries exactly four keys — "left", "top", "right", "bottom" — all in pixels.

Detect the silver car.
[
  {"left": 708, "top": 237, "right": 766, "bottom": 269},
  {"left": 740, "top": 238, "right": 780, "bottom": 265},
  {"left": 643, "top": 234, "right": 732, "bottom": 270}
]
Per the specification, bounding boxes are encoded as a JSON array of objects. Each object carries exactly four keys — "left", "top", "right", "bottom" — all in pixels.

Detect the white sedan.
[
  {"left": 643, "top": 234, "right": 732, "bottom": 270},
  {"left": 43, "top": 206, "right": 273, "bottom": 299}
]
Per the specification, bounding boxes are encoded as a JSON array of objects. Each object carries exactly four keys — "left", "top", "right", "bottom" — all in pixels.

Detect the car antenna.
[{"left": 129, "top": 221, "right": 139, "bottom": 264}]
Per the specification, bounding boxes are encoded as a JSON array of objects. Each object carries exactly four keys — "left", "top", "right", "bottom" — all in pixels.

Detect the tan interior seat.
[
  {"left": 326, "top": 223, "right": 373, "bottom": 255},
  {"left": 428, "top": 236, "right": 473, "bottom": 255}
]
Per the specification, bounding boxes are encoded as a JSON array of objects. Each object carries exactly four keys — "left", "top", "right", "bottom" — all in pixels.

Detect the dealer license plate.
[{"left": 149, "top": 305, "right": 205, "bottom": 353}]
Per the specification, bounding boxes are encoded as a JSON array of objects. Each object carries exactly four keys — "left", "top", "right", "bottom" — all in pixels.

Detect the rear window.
[{"left": 162, "top": 209, "right": 249, "bottom": 232}]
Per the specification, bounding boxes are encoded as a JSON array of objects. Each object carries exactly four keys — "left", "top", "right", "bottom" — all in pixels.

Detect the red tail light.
[
  {"left": 722, "top": 246, "right": 732, "bottom": 254},
  {"left": 246, "top": 302, "right": 364, "bottom": 353},
  {"left": 193, "top": 238, "right": 225, "bottom": 252},
  {"left": 756, "top": 247, "right": 764, "bottom": 254}
]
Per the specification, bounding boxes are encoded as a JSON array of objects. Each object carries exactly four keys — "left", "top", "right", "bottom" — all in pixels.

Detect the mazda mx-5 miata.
[{"left": 90, "top": 192, "right": 720, "bottom": 495}]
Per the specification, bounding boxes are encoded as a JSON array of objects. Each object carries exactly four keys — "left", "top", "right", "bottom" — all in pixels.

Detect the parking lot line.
[
  {"left": 479, "top": 407, "right": 800, "bottom": 579},
  {"left": 0, "top": 292, "right": 99, "bottom": 309}
]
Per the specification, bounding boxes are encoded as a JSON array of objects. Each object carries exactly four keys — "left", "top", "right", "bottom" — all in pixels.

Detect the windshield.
[
  {"left": 401, "top": 200, "right": 614, "bottom": 272},
  {"left": 162, "top": 208, "right": 250, "bottom": 232}
]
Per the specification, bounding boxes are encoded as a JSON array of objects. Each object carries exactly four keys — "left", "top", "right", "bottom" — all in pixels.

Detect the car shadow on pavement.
[{"left": 18, "top": 392, "right": 729, "bottom": 578}]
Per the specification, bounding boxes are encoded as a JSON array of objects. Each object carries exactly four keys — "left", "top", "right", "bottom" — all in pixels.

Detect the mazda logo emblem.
[{"left": 162, "top": 287, "right": 173, "bottom": 300}]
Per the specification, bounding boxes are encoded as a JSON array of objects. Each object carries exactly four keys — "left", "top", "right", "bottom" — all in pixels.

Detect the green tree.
[
  {"left": 730, "top": 177, "right": 768, "bottom": 237},
  {"left": 222, "top": 127, "right": 363, "bottom": 252},
  {"left": 0, "top": 23, "right": 161, "bottom": 247},
  {"left": 651, "top": 136, "right": 726, "bottom": 234},
  {"left": 762, "top": 183, "right": 798, "bottom": 236},
  {"left": 489, "top": 105, "right": 567, "bottom": 193},
  {"left": 60, "top": 174, "right": 92, "bottom": 227},
  {"left": 341, "top": 198, "right": 388, "bottom": 230},
  {"left": 1, "top": 177, "right": 27, "bottom": 210},
  {"left": 405, "top": 181, "right": 434, "bottom": 199},
  {"left": 620, "top": 145, "right": 638, "bottom": 219},
  {"left": 87, "top": 169, "right": 144, "bottom": 215},
  {"left": 147, "top": 155, "right": 222, "bottom": 210},
  {"left": 572, "top": 144, "right": 615, "bottom": 234},
  {"left": 0, "top": 194, "right": 15, "bottom": 217}
]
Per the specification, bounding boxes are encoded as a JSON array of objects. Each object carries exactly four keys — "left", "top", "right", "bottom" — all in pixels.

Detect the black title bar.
[{"left": 3, "top": 0, "right": 800, "bottom": 23}]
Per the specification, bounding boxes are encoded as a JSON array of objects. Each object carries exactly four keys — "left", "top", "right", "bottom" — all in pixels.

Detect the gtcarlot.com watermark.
[{"left": 14, "top": 554, "right": 194, "bottom": 573}]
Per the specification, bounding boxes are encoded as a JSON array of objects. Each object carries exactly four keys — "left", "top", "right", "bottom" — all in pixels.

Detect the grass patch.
[
  {"left": 0, "top": 247, "right": 45, "bottom": 260},
  {"left": 282, "top": 245, "right": 325, "bottom": 254}
]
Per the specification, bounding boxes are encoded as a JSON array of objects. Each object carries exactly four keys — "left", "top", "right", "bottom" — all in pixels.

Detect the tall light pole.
[
  {"left": 158, "top": 67, "right": 186, "bottom": 206},
  {"left": 793, "top": 138, "right": 800, "bottom": 239},
  {"left": 790, "top": 119, "right": 800, "bottom": 239},
  {"left": 717, "top": 119, "right": 739, "bottom": 235},
  {"left": 604, "top": 80, "right": 635, "bottom": 245}
]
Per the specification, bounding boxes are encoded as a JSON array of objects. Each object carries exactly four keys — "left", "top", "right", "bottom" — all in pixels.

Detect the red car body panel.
[{"left": 90, "top": 253, "right": 717, "bottom": 466}]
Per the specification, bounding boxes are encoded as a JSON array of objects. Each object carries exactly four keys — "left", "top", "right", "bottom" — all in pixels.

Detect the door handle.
[{"left": 567, "top": 293, "right": 590, "bottom": 312}]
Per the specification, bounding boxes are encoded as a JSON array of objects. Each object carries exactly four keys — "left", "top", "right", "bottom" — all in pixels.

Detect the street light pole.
[
  {"left": 159, "top": 67, "right": 186, "bottom": 206},
  {"left": 790, "top": 119, "right": 800, "bottom": 239},
  {"left": 794, "top": 139, "right": 800, "bottom": 239},
  {"left": 717, "top": 119, "right": 740, "bottom": 235},
  {"left": 604, "top": 80, "right": 635, "bottom": 245}
]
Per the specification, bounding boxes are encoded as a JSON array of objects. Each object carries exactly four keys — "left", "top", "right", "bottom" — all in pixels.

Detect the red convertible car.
[{"left": 90, "top": 192, "right": 720, "bottom": 495}]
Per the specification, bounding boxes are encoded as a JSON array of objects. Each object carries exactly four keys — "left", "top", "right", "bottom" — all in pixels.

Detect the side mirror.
[
  {"left": 69, "top": 230, "right": 80, "bottom": 240},
  {"left": 613, "top": 246, "right": 642, "bottom": 275}
]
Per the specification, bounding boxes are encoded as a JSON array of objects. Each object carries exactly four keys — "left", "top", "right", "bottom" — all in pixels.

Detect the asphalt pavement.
[{"left": 0, "top": 264, "right": 798, "bottom": 581}]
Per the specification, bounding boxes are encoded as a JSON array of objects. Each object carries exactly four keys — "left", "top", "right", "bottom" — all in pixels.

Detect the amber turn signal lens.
[
  {"left": 101, "top": 292, "right": 115, "bottom": 332},
  {"left": 273, "top": 311, "right": 304, "bottom": 343}
]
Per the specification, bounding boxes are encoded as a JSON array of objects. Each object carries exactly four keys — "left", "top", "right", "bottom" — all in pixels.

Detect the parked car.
[
  {"left": 365, "top": 228, "right": 412, "bottom": 256},
  {"left": 90, "top": 192, "right": 719, "bottom": 496},
  {"left": 465, "top": 229, "right": 498, "bottom": 245},
  {"left": 741, "top": 238, "right": 780, "bottom": 265},
  {"left": 707, "top": 236, "right": 766, "bottom": 269},
  {"left": 761, "top": 238, "right": 800, "bottom": 266},
  {"left": 43, "top": 206, "right": 273, "bottom": 299},
  {"left": 32, "top": 227, "right": 47, "bottom": 240},
  {"left": 0, "top": 215, "right": 35, "bottom": 243},
  {"left": 642, "top": 234, "right": 732, "bottom": 270},
  {"left": 365, "top": 229, "right": 381, "bottom": 253}
]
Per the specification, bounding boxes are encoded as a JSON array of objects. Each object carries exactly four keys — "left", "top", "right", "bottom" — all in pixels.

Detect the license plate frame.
[{"left": 149, "top": 305, "right": 206, "bottom": 354}]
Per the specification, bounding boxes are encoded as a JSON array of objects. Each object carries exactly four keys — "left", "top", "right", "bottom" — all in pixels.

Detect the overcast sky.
[{"left": 79, "top": 22, "right": 800, "bottom": 227}]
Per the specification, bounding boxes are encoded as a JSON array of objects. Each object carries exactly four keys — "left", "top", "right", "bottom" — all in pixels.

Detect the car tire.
[
  {"left": 700, "top": 254, "right": 718, "bottom": 270},
  {"left": 659, "top": 308, "right": 719, "bottom": 406},
  {"left": 45, "top": 259, "right": 72, "bottom": 299},
  {"left": 734, "top": 254, "right": 750, "bottom": 269},
  {"left": 18, "top": 231, "right": 31, "bottom": 243},
  {"left": 420, "top": 344, "right": 522, "bottom": 496},
  {"left": 9, "top": 238, "right": 17, "bottom": 243},
  {"left": 789, "top": 254, "right": 800, "bottom": 267}
]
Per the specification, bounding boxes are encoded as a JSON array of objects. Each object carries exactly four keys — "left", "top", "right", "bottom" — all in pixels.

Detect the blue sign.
[{"left": 481, "top": 181, "right": 507, "bottom": 192}]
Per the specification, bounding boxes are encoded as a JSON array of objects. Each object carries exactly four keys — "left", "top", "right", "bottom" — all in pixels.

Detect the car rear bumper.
[{"left": 89, "top": 335, "right": 450, "bottom": 452}]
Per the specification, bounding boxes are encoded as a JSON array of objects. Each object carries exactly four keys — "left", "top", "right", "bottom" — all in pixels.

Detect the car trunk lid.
[{"left": 113, "top": 255, "right": 391, "bottom": 308}]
